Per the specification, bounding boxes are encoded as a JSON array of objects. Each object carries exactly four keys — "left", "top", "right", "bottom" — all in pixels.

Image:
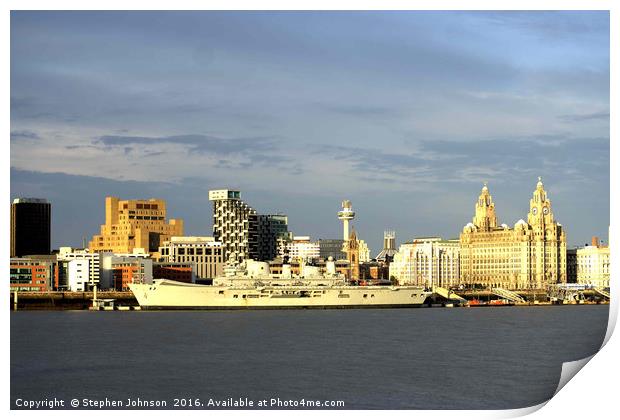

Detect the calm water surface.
[{"left": 11, "top": 306, "right": 608, "bottom": 409}]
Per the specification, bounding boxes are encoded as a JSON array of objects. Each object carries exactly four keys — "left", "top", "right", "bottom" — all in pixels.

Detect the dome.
[
  {"left": 501, "top": 223, "right": 509, "bottom": 229},
  {"left": 463, "top": 222, "right": 475, "bottom": 233},
  {"left": 515, "top": 219, "right": 527, "bottom": 227}
]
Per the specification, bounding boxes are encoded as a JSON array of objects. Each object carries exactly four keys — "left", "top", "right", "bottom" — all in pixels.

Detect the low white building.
[
  {"left": 68, "top": 259, "right": 92, "bottom": 291},
  {"left": 288, "top": 236, "right": 320, "bottom": 262},
  {"left": 58, "top": 248, "right": 106, "bottom": 291},
  {"left": 59, "top": 247, "right": 153, "bottom": 291},
  {"left": 390, "top": 237, "right": 460, "bottom": 287},
  {"left": 576, "top": 244, "right": 610, "bottom": 288}
]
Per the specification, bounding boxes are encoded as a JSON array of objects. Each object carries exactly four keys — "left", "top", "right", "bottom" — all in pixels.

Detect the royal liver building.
[{"left": 459, "top": 178, "right": 567, "bottom": 290}]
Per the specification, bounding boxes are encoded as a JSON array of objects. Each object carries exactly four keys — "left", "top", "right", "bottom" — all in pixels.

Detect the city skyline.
[
  {"left": 10, "top": 11, "right": 610, "bottom": 252},
  {"left": 9, "top": 177, "right": 608, "bottom": 254}
]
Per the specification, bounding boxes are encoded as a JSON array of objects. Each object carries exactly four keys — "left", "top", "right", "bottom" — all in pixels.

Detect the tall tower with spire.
[{"left": 472, "top": 182, "right": 498, "bottom": 231}]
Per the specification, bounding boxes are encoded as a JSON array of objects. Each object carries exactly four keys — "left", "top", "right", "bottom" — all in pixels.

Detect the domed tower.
[
  {"left": 527, "top": 177, "right": 555, "bottom": 227},
  {"left": 337, "top": 200, "right": 355, "bottom": 241},
  {"left": 527, "top": 177, "right": 567, "bottom": 287},
  {"left": 473, "top": 182, "right": 498, "bottom": 231}
]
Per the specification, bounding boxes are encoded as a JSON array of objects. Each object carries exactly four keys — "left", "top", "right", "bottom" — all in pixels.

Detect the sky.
[{"left": 10, "top": 11, "right": 610, "bottom": 253}]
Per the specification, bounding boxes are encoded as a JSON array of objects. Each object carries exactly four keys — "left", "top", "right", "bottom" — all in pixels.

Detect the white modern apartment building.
[
  {"left": 390, "top": 237, "right": 460, "bottom": 287},
  {"left": 159, "top": 236, "right": 224, "bottom": 279},
  {"left": 288, "top": 236, "right": 320, "bottom": 262},
  {"left": 209, "top": 189, "right": 259, "bottom": 263},
  {"left": 58, "top": 247, "right": 105, "bottom": 290}
]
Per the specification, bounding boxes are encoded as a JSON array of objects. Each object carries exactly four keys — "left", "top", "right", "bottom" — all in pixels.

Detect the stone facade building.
[
  {"left": 389, "top": 237, "right": 460, "bottom": 287},
  {"left": 159, "top": 236, "right": 224, "bottom": 280},
  {"left": 459, "top": 179, "right": 566, "bottom": 290}
]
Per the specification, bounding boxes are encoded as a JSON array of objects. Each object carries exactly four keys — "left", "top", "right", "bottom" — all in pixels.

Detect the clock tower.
[
  {"left": 527, "top": 177, "right": 567, "bottom": 287},
  {"left": 527, "top": 177, "right": 555, "bottom": 227}
]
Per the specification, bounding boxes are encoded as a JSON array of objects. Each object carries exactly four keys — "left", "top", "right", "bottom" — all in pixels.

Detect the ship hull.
[{"left": 130, "top": 280, "right": 430, "bottom": 310}]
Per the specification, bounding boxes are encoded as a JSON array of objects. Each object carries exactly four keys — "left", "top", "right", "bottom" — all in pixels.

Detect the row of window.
[{"left": 123, "top": 203, "right": 159, "bottom": 210}]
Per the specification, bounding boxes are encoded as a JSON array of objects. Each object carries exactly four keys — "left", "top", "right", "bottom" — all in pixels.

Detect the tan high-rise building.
[
  {"left": 459, "top": 178, "right": 566, "bottom": 290},
  {"left": 88, "top": 197, "right": 183, "bottom": 255}
]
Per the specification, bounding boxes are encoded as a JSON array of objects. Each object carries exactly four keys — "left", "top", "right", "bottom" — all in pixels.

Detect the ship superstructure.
[{"left": 130, "top": 259, "right": 431, "bottom": 310}]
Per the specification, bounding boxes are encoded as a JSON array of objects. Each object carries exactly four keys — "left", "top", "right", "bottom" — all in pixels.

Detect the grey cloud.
[
  {"left": 10, "top": 130, "right": 40, "bottom": 140},
  {"left": 65, "top": 144, "right": 101, "bottom": 150},
  {"left": 314, "top": 134, "right": 609, "bottom": 185},
  {"left": 316, "top": 103, "right": 403, "bottom": 118},
  {"left": 96, "top": 134, "right": 277, "bottom": 155},
  {"left": 477, "top": 11, "right": 609, "bottom": 39},
  {"left": 557, "top": 111, "right": 610, "bottom": 122},
  {"left": 93, "top": 133, "right": 303, "bottom": 175}
]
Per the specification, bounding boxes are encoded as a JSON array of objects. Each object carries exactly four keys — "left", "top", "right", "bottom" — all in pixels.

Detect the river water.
[{"left": 11, "top": 305, "right": 609, "bottom": 409}]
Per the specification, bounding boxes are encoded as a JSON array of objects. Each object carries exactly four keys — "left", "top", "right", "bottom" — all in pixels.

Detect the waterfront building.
[
  {"left": 574, "top": 236, "right": 610, "bottom": 288},
  {"left": 10, "top": 256, "right": 56, "bottom": 291},
  {"left": 459, "top": 179, "right": 567, "bottom": 290},
  {"left": 375, "top": 231, "right": 397, "bottom": 263},
  {"left": 288, "top": 236, "right": 320, "bottom": 262},
  {"left": 567, "top": 249, "right": 577, "bottom": 283},
  {"left": 209, "top": 189, "right": 291, "bottom": 263},
  {"left": 209, "top": 189, "right": 259, "bottom": 263},
  {"left": 389, "top": 237, "right": 460, "bottom": 287},
  {"left": 68, "top": 259, "right": 95, "bottom": 292},
  {"left": 258, "top": 214, "right": 291, "bottom": 261},
  {"left": 158, "top": 236, "right": 224, "bottom": 280},
  {"left": 88, "top": 197, "right": 183, "bottom": 255},
  {"left": 318, "top": 239, "right": 346, "bottom": 261},
  {"left": 10, "top": 198, "right": 51, "bottom": 257},
  {"left": 101, "top": 252, "right": 153, "bottom": 291},
  {"left": 58, "top": 248, "right": 104, "bottom": 291},
  {"left": 153, "top": 262, "right": 195, "bottom": 283}
]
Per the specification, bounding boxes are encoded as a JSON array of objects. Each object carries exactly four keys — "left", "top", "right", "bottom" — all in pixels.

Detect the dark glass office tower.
[{"left": 10, "top": 198, "right": 51, "bottom": 257}]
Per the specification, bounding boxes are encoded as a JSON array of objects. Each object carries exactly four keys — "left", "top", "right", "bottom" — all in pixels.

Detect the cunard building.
[{"left": 459, "top": 178, "right": 567, "bottom": 290}]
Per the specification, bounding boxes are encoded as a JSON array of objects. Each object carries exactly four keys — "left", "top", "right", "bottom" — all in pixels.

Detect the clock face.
[
  {"left": 532, "top": 207, "right": 538, "bottom": 215},
  {"left": 543, "top": 207, "right": 549, "bottom": 215}
]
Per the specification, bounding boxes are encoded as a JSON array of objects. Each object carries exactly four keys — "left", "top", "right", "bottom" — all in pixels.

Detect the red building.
[
  {"left": 112, "top": 265, "right": 140, "bottom": 291},
  {"left": 10, "top": 258, "right": 53, "bottom": 291},
  {"left": 153, "top": 262, "right": 194, "bottom": 283}
]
